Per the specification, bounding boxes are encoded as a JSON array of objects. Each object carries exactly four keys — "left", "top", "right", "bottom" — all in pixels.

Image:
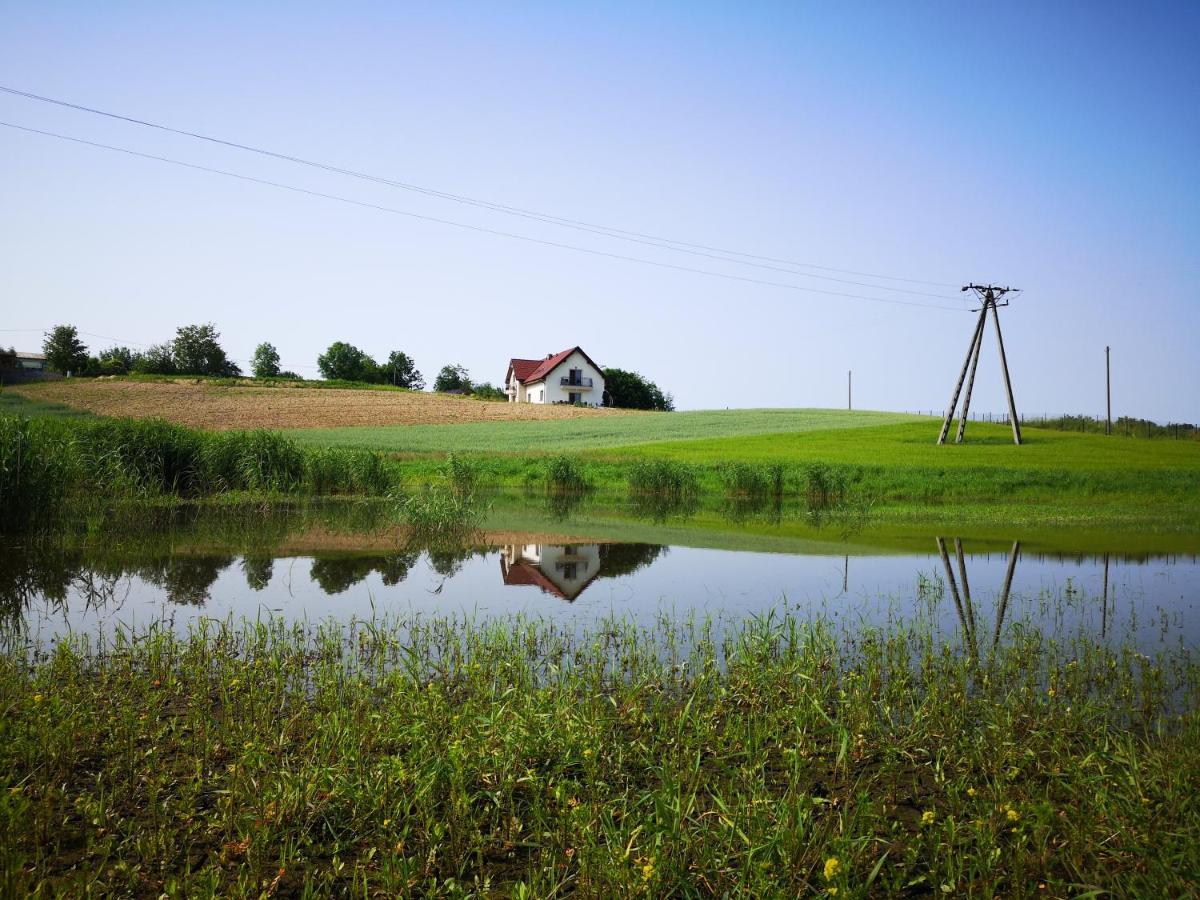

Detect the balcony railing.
[{"left": 560, "top": 376, "right": 594, "bottom": 388}]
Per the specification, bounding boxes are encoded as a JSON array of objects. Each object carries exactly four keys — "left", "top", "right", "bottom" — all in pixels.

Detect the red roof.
[
  {"left": 501, "top": 558, "right": 568, "bottom": 599},
  {"left": 507, "top": 346, "right": 601, "bottom": 384}
]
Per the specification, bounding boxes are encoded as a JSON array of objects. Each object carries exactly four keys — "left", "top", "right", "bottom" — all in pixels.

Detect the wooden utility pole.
[
  {"left": 938, "top": 284, "right": 1023, "bottom": 445},
  {"left": 848, "top": 370, "right": 852, "bottom": 411},
  {"left": 1105, "top": 346, "right": 1112, "bottom": 436}
]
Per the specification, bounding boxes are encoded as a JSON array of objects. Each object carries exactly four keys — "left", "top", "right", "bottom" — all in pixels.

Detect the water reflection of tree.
[
  {"left": 378, "top": 552, "right": 420, "bottom": 586},
  {"left": 309, "top": 552, "right": 424, "bottom": 594},
  {"left": 241, "top": 556, "right": 274, "bottom": 591},
  {"left": 427, "top": 546, "right": 487, "bottom": 578},
  {"left": 140, "top": 556, "right": 234, "bottom": 606},
  {"left": 0, "top": 545, "right": 80, "bottom": 627},
  {"left": 597, "top": 543, "right": 666, "bottom": 578},
  {"left": 309, "top": 557, "right": 380, "bottom": 594}
]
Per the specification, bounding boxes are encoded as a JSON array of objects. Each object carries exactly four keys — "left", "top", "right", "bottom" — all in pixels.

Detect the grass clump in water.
[
  {"left": 543, "top": 454, "right": 590, "bottom": 495},
  {"left": 0, "top": 611, "right": 1196, "bottom": 896},
  {"left": 627, "top": 458, "right": 700, "bottom": 499}
]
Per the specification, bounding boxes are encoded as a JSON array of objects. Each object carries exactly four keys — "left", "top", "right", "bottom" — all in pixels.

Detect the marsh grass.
[
  {"left": 627, "top": 458, "right": 700, "bottom": 500},
  {"left": 0, "top": 415, "right": 399, "bottom": 532},
  {"left": 543, "top": 455, "right": 591, "bottom": 495},
  {"left": 0, "top": 611, "right": 1195, "bottom": 896}
]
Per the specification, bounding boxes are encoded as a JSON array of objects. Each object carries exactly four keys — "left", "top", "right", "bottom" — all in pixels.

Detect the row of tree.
[{"left": 19, "top": 324, "right": 673, "bottom": 410}]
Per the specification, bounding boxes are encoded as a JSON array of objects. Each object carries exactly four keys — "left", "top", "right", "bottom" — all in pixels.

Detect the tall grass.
[
  {"left": 626, "top": 458, "right": 700, "bottom": 499},
  {"left": 0, "top": 611, "right": 1195, "bottom": 896},
  {"left": 0, "top": 414, "right": 399, "bottom": 531},
  {"left": 0, "top": 417, "right": 73, "bottom": 531},
  {"left": 543, "top": 454, "right": 590, "bottom": 494},
  {"left": 718, "top": 461, "right": 786, "bottom": 499}
]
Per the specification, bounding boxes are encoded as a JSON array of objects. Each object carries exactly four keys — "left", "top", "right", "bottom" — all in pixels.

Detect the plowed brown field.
[{"left": 11, "top": 379, "right": 638, "bottom": 430}]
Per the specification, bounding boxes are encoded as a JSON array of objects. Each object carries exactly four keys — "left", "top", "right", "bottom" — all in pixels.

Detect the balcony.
[{"left": 560, "top": 376, "right": 594, "bottom": 389}]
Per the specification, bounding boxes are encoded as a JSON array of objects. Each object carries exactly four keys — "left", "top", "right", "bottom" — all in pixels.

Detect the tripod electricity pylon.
[{"left": 937, "top": 284, "right": 1023, "bottom": 445}]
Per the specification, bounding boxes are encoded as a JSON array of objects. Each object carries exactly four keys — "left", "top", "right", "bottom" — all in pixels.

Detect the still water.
[{"left": 5, "top": 536, "right": 1198, "bottom": 652}]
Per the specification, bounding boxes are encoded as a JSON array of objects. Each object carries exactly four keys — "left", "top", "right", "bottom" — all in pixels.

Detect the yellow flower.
[
  {"left": 1006, "top": 808, "right": 1020, "bottom": 822},
  {"left": 921, "top": 810, "right": 936, "bottom": 826},
  {"left": 967, "top": 787, "right": 977, "bottom": 797},
  {"left": 824, "top": 857, "right": 841, "bottom": 880},
  {"left": 1047, "top": 687, "right": 1056, "bottom": 697},
  {"left": 32, "top": 694, "right": 43, "bottom": 704},
  {"left": 641, "top": 863, "right": 655, "bottom": 881},
  {"left": 828, "top": 889, "right": 838, "bottom": 896}
]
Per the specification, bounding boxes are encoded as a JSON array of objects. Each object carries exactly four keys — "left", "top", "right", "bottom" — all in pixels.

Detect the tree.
[
  {"left": 317, "top": 342, "right": 375, "bottom": 382},
  {"left": 172, "top": 323, "right": 240, "bottom": 376},
  {"left": 384, "top": 351, "right": 424, "bottom": 389},
  {"left": 434, "top": 364, "right": 471, "bottom": 393},
  {"left": 251, "top": 342, "right": 282, "bottom": 378},
  {"left": 471, "top": 382, "right": 506, "bottom": 401},
  {"left": 603, "top": 367, "right": 674, "bottom": 411},
  {"left": 132, "top": 344, "right": 176, "bottom": 375},
  {"left": 0, "top": 346, "right": 16, "bottom": 372},
  {"left": 98, "top": 346, "right": 136, "bottom": 376},
  {"left": 42, "top": 325, "right": 89, "bottom": 375}
]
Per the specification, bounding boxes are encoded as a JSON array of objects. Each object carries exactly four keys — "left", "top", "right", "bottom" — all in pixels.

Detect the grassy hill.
[{"left": 285, "top": 408, "right": 920, "bottom": 453}]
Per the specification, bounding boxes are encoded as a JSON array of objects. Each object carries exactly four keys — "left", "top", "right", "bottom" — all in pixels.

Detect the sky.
[{"left": 2, "top": 2, "right": 1198, "bottom": 420}]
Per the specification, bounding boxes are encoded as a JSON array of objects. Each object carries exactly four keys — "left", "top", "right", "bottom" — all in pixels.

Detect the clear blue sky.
[{"left": 2, "top": 2, "right": 1197, "bottom": 420}]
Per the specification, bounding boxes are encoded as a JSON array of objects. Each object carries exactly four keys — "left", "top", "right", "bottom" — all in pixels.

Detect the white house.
[
  {"left": 500, "top": 543, "right": 603, "bottom": 601},
  {"left": 505, "top": 346, "right": 605, "bottom": 406}
]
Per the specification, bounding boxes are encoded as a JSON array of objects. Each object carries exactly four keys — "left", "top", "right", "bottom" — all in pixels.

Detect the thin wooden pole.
[
  {"left": 937, "top": 537, "right": 969, "bottom": 644},
  {"left": 938, "top": 305, "right": 989, "bottom": 444},
  {"left": 1102, "top": 552, "right": 1110, "bottom": 638},
  {"left": 954, "top": 538, "right": 978, "bottom": 652},
  {"left": 992, "top": 541, "right": 1020, "bottom": 650},
  {"left": 989, "top": 296, "right": 1023, "bottom": 444},
  {"left": 956, "top": 314, "right": 985, "bottom": 444},
  {"left": 1105, "top": 346, "right": 1112, "bottom": 436},
  {"left": 848, "top": 370, "right": 852, "bottom": 411}
]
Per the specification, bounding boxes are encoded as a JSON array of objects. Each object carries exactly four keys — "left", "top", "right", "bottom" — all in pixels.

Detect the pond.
[{"left": 5, "top": 523, "right": 1197, "bottom": 654}]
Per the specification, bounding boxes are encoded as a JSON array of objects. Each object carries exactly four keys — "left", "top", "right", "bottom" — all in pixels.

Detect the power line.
[
  {"left": 1, "top": 121, "right": 970, "bottom": 313},
  {"left": 0, "top": 84, "right": 964, "bottom": 296}
]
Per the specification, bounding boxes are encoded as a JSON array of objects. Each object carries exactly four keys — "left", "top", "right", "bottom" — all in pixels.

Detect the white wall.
[{"left": 535, "top": 350, "right": 605, "bottom": 406}]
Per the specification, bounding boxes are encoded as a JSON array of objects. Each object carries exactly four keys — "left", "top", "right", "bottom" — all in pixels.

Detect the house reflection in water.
[{"left": 501, "top": 544, "right": 603, "bottom": 601}]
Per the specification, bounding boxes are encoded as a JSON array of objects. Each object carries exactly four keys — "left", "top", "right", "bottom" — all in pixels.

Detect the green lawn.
[{"left": 286, "top": 408, "right": 920, "bottom": 453}]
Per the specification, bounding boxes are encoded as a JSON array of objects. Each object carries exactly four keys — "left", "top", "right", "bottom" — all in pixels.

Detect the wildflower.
[
  {"left": 1047, "top": 687, "right": 1056, "bottom": 697},
  {"left": 1006, "top": 807, "right": 1020, "bottom": 822},
  {"left": 921, "top": 810, "right": 936, "bottom": 826},
  {"left": 32, "top": 694, "right": 43, "bottom": 704},
  {"left": 967, "top": 787, "right": 977, "bottom": 797},
  {"left": 641, "top": 861, "right": 655, "bottom": 881},
  {"left": 829, "top": 889, "right": 839, "bottom": 896},
  {"left": 824, "top": 857, "right": 841, "bottom": 880}
]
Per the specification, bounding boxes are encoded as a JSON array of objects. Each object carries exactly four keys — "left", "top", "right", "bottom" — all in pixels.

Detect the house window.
[
  {"left": 569, "top": 392, "right": 580, "bottom": 404},
  {"left": 539, "top": 389, "right": 544, "bottom": 402}
]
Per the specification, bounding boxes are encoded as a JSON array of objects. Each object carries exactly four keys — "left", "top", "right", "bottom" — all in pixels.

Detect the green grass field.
[{"left": 286, "top": 408, "right": 920, "bottom": 453}]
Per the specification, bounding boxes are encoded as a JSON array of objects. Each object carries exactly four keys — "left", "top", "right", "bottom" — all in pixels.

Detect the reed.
[{"left": 0, "top": 610, "right": 1195, "bottom": 896}]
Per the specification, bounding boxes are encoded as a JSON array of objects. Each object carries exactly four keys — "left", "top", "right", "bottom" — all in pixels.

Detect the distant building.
[
  {"left": 15, "top": 352, "right": 48, "bottom": 372},
  {"left": 505, "top": 346, "right": 605, "bottom": 406}
]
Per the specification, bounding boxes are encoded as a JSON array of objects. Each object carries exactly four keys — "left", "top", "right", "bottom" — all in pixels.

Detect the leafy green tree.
[
  {"left": 0, "top": 346, "right": 17, "bottom": 372},
  {"left": 98, "top": 346, "right": 136, "bottom": 376},
  {"left": 42, "top": 325, "right": 89, "bottom": 375},
  {"left": 251, "top": 342, "right": 282, "bottom": 378},
  {"left": 471, "top": 382, "right": 506, "bottom": 401},
  {"left": 385, "top": 351, "right": 424, "bottom": 389},
  {"left": 171, "top": 324, "right": 240, "bottom": 376},
  {"left": 132, "top": 344, "right": 176, "bottom": 375},
  {"left": 434, "top": 364, "right": 471, "bottom": 393},
  {"left": 602, "top": 367, "right": 673, "bottom": 411},
  {"left": 317, "top": 342, "right": 375, "bottom": 382}
]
